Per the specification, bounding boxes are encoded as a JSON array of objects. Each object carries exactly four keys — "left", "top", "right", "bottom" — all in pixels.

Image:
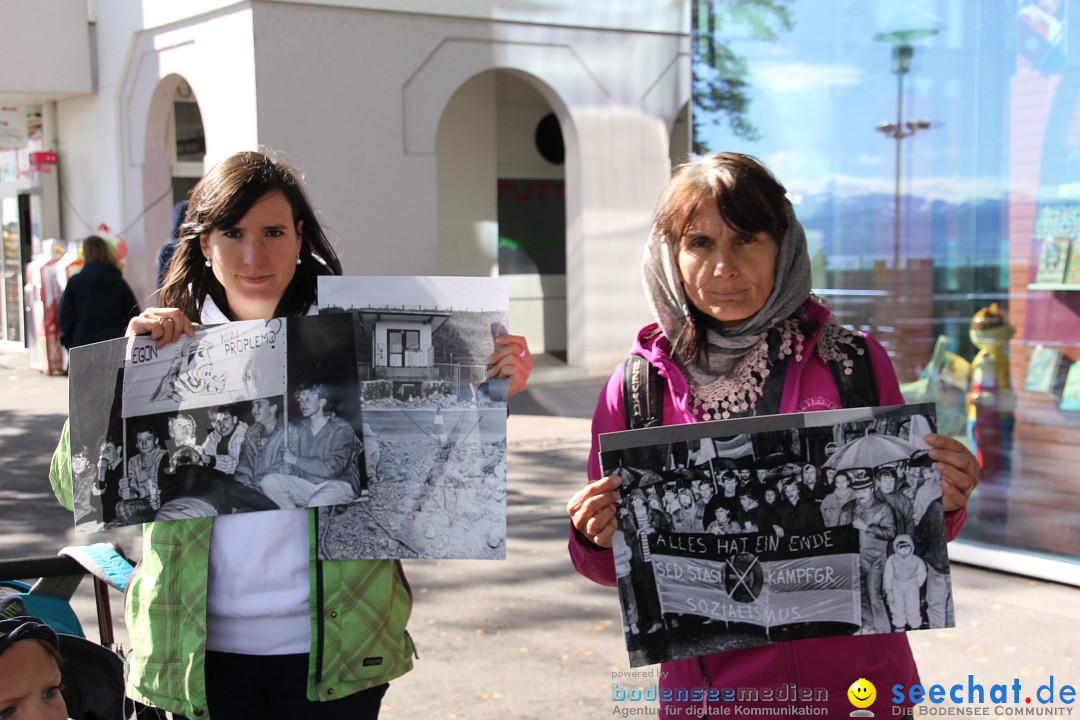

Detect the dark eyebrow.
[{"left": 220, "top": 223, "right": 289, "bottom": 232}]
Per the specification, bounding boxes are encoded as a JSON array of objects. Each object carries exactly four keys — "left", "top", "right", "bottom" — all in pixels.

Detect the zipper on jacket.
[{"left": 314, "top": 522, "right": 325, "bottom": 684}]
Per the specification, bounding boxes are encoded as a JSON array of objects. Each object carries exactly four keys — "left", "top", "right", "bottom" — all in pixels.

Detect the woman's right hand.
[
  {"left": 567, "top": 474, "right": 623, "bottom": 548},
  {"left": 127, "top": 307, "right": 196, "bottom": 348}
]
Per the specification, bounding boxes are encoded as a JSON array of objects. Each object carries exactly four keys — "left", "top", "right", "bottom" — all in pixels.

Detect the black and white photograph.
[
  {"left": 598, "top": 403, "right": 954, "bottom": 667},
  {"left": 315, "top": 276, "right": 509, "bottom": 560},
  {"left": 68, "top": 314, "right": 366, "bottom": 531}
]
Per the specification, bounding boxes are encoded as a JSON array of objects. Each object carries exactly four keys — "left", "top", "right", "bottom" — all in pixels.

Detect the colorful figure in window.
[{"left": 966, "top": 303, "right": 1015, "bottom": 524}]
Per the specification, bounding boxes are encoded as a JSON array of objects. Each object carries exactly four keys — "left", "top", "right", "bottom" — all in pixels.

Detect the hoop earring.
[{"left": 204, "top": 258, "right": 212, "bottom": 268}]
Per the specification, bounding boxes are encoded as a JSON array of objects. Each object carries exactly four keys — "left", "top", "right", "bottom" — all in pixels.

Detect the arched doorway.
[
  {"left": 137, "top": 74, "right": 205, "bottom": 297},
  {"left": 436, "top": 70, "right": 567, "bottom": 361},
  {"left": 169, "top": 79, "right": 206, "bottom": 209}
]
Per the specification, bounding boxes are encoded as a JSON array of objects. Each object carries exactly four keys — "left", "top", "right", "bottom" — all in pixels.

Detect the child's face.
[{"left": 0, "top": 639, "right": 68, "bottom": 720}]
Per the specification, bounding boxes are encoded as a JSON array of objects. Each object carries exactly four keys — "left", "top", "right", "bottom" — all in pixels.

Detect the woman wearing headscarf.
[{"left": 567, "top": 152, "right": 979, "bottom": 718}]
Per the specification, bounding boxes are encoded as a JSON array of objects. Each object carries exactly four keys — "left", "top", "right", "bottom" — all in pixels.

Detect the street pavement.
[{"left": 1, "top": 348, "right": 1077, "bottom": 718}]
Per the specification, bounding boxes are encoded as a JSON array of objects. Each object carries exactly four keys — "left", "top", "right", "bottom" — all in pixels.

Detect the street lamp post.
[{"left": 874, "top": 29, "right": 937, "bottom": 269}]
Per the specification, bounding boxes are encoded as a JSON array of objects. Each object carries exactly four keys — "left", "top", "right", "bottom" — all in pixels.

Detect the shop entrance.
[{"left": 0, "top": 192, "right": 31, "bottom": 346}]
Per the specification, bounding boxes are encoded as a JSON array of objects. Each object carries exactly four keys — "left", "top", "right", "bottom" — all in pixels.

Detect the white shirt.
[{"left": 202, "top": 296, "right": 316, "bottom": 655}]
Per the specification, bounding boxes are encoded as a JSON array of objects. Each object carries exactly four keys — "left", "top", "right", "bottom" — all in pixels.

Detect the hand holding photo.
[
  {"left": 599, "top": 403, "right": 953, "bottom": 667},
  {"left": 67, "top": 275, "right": 515, "bottom": 562},
  {"left": 68, "top": 315, "right": 363, "bottom": 531},
  {"left": 315, "top": 276, "right": 511, "bottom": 560}
]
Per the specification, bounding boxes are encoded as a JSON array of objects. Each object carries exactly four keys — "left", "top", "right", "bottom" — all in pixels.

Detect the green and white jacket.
[{"left": 51, "top": 421, "right": 414, "bottom": 718}]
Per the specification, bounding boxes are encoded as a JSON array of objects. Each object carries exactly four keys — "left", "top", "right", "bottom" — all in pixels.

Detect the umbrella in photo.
[{"left": 822, "top": 433, "right": 919, "bottom": 471}]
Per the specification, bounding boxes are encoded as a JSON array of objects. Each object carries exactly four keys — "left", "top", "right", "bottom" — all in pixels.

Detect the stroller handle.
[
  {"left": 0, "top": 543, "right": 132, "bottom": 647},
  {"left": 0, "top": 554, "right": 88, "bottom": 581}
]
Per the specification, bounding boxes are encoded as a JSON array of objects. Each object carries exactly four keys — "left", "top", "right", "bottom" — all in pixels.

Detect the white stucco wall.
[
  {"left": 0, "top": 0, "right": 93, "bottom": 97},
  {"left": 116, "top": 5, "right": 261, "bottom": 302},
  {"left": 437, "top": 72, "right": 499, "bottom": 278},
  {"left": 51, "top": 2, "right": 149, "bottom": 292},
  {"left": 13, "top": 0, "right": 688, "bottom": 375},
  {"left": 139, "top": 0, "right": 687, "bottom": 35},
  {"left": 245, "top": 3, "right": 684, "bottom": 373}
]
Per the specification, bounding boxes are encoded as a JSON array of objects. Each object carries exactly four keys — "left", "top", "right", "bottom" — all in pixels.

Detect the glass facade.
[{"left": 693, "top": 1, "right": 1080, "bottom": 574}]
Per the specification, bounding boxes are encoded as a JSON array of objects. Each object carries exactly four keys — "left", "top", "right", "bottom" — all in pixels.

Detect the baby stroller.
[{"left": 0, "top": 542, "right": 166, "bottom": 720}]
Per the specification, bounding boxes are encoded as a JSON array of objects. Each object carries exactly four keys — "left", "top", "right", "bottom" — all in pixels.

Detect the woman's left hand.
[
  {"left": 488, "top": 334, "right": 533, "bottom": 398},
  {"left": 926, "top": 433, "right": 980, "bottom": 512}
]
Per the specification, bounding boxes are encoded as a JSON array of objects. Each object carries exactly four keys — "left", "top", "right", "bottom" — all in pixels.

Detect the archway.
[
  {"left": 436, "top": 70, "right": 568, "bottom": 360},
  {"left": 139, "top": 73, "right": 205, "bottom": 297}
]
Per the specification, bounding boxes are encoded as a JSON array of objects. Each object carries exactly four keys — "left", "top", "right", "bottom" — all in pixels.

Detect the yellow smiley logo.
[{"left": 847, "top": 678, "right": 876, "bottom": 709}]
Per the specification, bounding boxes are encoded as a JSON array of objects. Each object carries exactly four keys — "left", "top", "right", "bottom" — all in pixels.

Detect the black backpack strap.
[
  {"left": 828, "top": 333, "right": 880, "bottom": 409},
  {"left": 623, "top": 353, "right": 664, "bottom": 429}
]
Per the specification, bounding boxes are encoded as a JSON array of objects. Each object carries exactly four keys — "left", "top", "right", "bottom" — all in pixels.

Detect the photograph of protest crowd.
[{"left": 598, "top": 403, "right": 953, "bottom": 667}]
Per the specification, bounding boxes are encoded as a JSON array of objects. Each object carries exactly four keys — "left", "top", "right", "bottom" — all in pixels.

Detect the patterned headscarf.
[{"left": 643, "top": 200, "right": 812, "bottom": 381}]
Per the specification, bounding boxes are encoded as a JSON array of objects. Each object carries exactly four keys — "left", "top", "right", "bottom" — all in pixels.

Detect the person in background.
[
  {"left": 96, "top": 437, "right": 124, "bottom": 527},
  {"left": 199, "top": 404, "right": 249, "bottom": 474},
  {"left": 260, "top": 383, "right": 361, "bottom": 509},
  {"left": 875, "top": 465, "right": 914, "bottom": 537},
  {"left": 704, "top": 504, "right": 742, "bottom": 535},
  {"left": 234, "top": 396, "right": 289, "bottom": 491},
  {"left": 58, "top": 235, "right": 140, "bottom": 349},
  {"left": 117, "top": 423, "right": 167, "bottom": 523},
  {"left": 800, "top": 463, "right": 827, "bottom": 505},
  {"left": 820, "top": 469, "right": 854, "bottom": 527},
  {"left": 0, "top": 612, "right": 68, "bottom": 720},
  {"left": 51, "top": 149, "right": 532, "bottom": 720},
  {"left": 845, "top": 470, "right": 897, "bottom": 634},
  {"left": 883, "top": 533, "right": 927, "bottom": 632},
  {"left": 775, "top": 478, "right": 824, "bottom": 535},
  {"left": 70, "top": 444, "right": 103, "bottom": 529},
  {"left": 566, "top": 152, "right": 979, "bottom": 718},
  {"left": 156, "top": 200, "right": 189, "bottom": 289},
  {"left": 735, "top": 488, "right": 779, "bottom": 535}
]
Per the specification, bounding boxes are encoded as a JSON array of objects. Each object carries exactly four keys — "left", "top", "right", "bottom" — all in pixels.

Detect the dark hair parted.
[
  {"left": 652, "top": 152, "right": 790, "bottom": 358},
  {"left": 159, "top": 150, "right": 343, "bottom": 321},
  {"left": 652, "top": 152, "right": 789, "bottom": 246},
  {"left": 81, "top": 235, "right": 119, "bottom": 266}
]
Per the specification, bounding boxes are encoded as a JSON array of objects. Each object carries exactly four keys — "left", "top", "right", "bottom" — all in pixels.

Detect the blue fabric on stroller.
[{"left": 0, "top": 542, "right": 146, "bottom": 720}]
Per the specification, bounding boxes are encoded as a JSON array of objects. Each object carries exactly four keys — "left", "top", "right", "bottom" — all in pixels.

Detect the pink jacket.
[{"left": 570, "top": 300, "right": 967, "bottom": 717}]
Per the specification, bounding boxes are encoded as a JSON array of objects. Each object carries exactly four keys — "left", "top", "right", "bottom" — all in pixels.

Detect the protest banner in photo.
[{"left": 599, "top": 403, "right": 953, "bottom": 667}]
